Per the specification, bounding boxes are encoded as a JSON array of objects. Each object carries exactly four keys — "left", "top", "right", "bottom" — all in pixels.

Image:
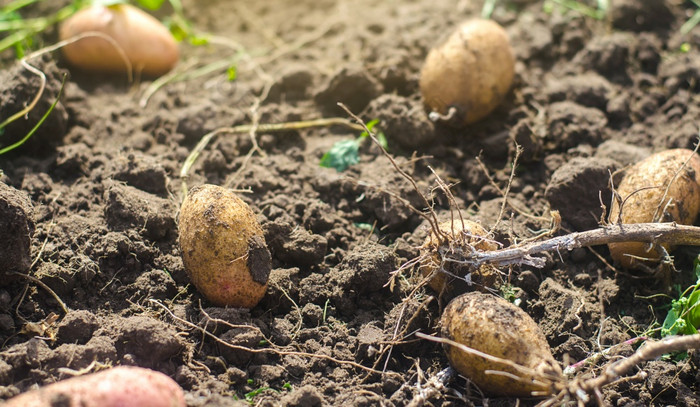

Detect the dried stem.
[
  {"left": 149, "top": 299, "right": 394, "bottom": 377},
  {"left": 579, "top": 334, "right": 700, "bottom": 394},
  {"left": 465, "top": 222, "right": 700, "bottom": 269}
]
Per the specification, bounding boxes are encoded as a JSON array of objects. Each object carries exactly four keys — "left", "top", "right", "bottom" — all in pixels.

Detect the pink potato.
[{"left": 2, "top": 366, "right": 185, "bottom": 407}]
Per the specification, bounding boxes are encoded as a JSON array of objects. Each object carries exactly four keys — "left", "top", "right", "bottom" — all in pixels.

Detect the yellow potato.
[
  {"left": 440, "top": 292, "right": 563, "bottom": 397},
  {"left": 608, "top": 149, "right": 700, "bottom": 269},
  {"left": 178, "top": 185, "right": 271, "bottom": 308},
  {"left": 419, "top": 219, "right": 501, "bottom": 295},
  {"left": 59, "top": 4, "right": 179, "bottom": 77},
  {"left": 419, "top": 19, "right": 515, "bottom": 126}
]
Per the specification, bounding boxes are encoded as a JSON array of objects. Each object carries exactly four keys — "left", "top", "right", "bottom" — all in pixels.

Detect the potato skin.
[
  {"left": 420, "top": 220, "right": 500, "bottom": 295},
  {"left": 59, "top": 4, "right": 179, "bottom": 76},
  {"left": 440, "top": 292, "right": 562, "bottom": 397},
  {"left": 419, "top": 19, "right": 515, "bottom": 126},
  {"left": 2, "top": 366, "right": 185, "bottom": 407},
  {"left": 179, "top": 184, "right": 271, "bottom": 308},
  {"left": 608, "top": 149, "right": 700, "bottom": 268}
]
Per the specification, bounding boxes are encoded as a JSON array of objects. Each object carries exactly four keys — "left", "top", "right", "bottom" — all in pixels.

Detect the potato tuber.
[
  {"left": 608, "top": 149, "right": 700, "bottom": 269},
  {"left": 2, "top": 366, "right": 185, "bottom": 407},
  {"left": 440, "top": 291, "right": 562, "bottom": 396},
  {"left": 178, "top": 184, "right": 271, "bottom": 308},
  {"left": 59, "top": 4, "right": 179, "bottom": 77},
  {"left": 419, "top": 19, "right": 515, "bottom": 126}
]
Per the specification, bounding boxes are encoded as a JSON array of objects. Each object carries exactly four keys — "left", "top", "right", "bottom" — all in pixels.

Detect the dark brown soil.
[{"left": 2, "top": 0, "right": 700, "bottom": 406}]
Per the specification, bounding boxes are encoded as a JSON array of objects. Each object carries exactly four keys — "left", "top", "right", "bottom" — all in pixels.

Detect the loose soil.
[{"left": 2, "top": 0, "right": 700, "bottom": 406}]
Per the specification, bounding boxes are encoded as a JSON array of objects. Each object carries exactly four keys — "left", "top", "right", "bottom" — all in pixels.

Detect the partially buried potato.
[
  {"left": 419, "top": 220, "right": 501, "bottom": 296},
  {"left": 440, "top": 292, "right": 563, "bottom": 397},
  {"left": 608, "top": 149, "right": 700, "bottom": 269},
  {"left": 179, "top": 185, "right": 271, "bottom": 308},
  {"left": 420, "top": 19, "right": 515, "bottom": 126},
  {"left": 59, "top": 4, "right": 179, "bottom": 76}
]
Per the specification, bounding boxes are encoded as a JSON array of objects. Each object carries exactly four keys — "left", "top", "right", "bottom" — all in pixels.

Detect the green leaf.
[
  {"left": 357, "top": 119, "right": 388, "bottom": 150},
  {"left": 359, "top": 118, "right": 380, "bottom": 139},
  {"left": 227, "top": 66, "right": 237, "bottom": 81},
  {"left": 687, "top": 289, "right": 700, "bottom": 329},
  {"left": 188, "top": 34, "right": 209, "bottom": 46},
  {"left": 0, "top": 10, "right": 22, "bottom": 23},
  {"left": 319, "top": 139, "right": 359, "bottom": 172},
  {"left": 245, "top": 387, "right": 278, "bottom": 403},
  {"left": 135, "top": 0, "right": 166, "bottom": 10},
  {"left": 376, "top": 131, "right": 388, "bottom": 150},
  {"left": 168, "top": 23, "right": 187, "bottom": 42},
  {"left": 354, "top": 222, "right": 373, "bottom": 231}
]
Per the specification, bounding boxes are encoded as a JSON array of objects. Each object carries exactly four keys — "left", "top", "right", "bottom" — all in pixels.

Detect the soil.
[{"left": 2, "top": 0, "right": 700, "bottom": 406}]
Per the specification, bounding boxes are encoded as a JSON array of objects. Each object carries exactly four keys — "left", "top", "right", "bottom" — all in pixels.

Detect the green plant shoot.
[
  {"left": 0, "top": 74, "right": 66, "bottom": 155},
  {"left": 319, "top": 119, "right": 387, "bottom": 172},
  {"left": 661, "top": 257, "right": 700, "bottom": 337}
]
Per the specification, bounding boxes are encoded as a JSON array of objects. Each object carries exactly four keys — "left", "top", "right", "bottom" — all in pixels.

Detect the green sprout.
[
  {"left": 481, "top": 0, "right": 498, "bottom": 19},
  {"left": 319, "top": 119, "right": 387, "bottom": 172},
  {"left": 0, "top": 77, "right": 65, "bottom": 155},
  {"left": 244, "top": 387, "right": 274, "bottom": 403},
  {"left": 661, "top": 257, "right": 700, "bottom": 337},
  {"left": 499, "top": 283, "right": 521, "bottom": 306},
  {"left": 241, "top": 381, "right": 291, "bottom": 404},
  {"left": 681, "top": 0, "right": 700, "bottom": 35}
]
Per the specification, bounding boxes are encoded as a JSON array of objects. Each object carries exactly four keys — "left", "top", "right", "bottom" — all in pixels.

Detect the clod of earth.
[
  {"left": 178, "top": 184, "right": 271, "bottom": 308},
  {"left": 0, "top": 181, "right": 35, "bottom": 279}
]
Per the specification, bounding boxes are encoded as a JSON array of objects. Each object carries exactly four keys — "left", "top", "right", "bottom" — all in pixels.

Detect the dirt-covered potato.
[
  {"left": 440, "top": 292, "right": 563, "bottom": 397},
  {"left": 178, "top": 185, "right": 271, "bottom": 308},
  {"left": 419, "top": 19, "right": 515, "bottom": 126},
  {"left": 419, "top": 220, "right": 501, "bottom": 295},
  {"left": 608, "top": 149, "right": 700, "bottom": 268},
  {"left": 59, "top": 4, "right": 179, "bottom": 76}
]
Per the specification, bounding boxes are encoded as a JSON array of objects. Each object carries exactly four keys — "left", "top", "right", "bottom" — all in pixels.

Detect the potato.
[
  {"left": 419, "top": 219, "right": 501, "bottom": 295},
  {"left": 59, "top": 4, "right": 179, "bottom": 76},
  {"left": 608, "top": 149, "right": 700, "bottom": 268},
  {"left": 2, "top": 366, "right": 185, "bottom": 407},
  {"left": 419, "top": 19, "right": 515, "bottom": 126},
  {"left": 440, "top": 292, "right": 563, "bottom": 397},
  {"left": 178, "top": 184, "right": 271, "bottom": 308}
]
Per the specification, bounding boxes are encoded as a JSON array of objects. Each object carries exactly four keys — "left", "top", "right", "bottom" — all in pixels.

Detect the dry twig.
[
  {"left": 461, "top": 222, "right": 700, "bottom": 269},
  {"left": 149, "top": 299, "right": 396, "bottom": 377}
]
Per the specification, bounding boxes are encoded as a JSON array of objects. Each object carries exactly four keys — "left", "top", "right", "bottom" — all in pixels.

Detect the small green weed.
[
  {"left": 236, "top": 380, "right": 292, "bottom": 404},
  {"left": 499, "top": 283, "right": 521, "bottom": 306},
  {"left": 319, "top": 119, "right": 387, "bottom": 172},
  {"left": 661, "top": 257, "right": 700, "bottom": 337}
]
